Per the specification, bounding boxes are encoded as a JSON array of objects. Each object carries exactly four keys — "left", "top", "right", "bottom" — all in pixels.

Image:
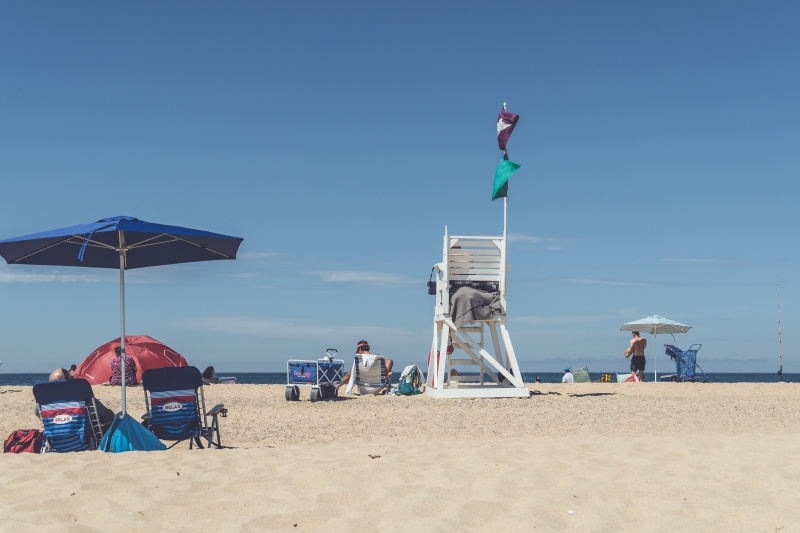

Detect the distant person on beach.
[
  {"left": 624, "top": 331, "right": 647, "bottom": 382},
  {"left": 109, "top": 347, "right": 138, "bottom": 386},
  {"left": 562, "top": 367, "right": 574, "bottom": 383},
  {"left": 535, "top": 377, "right": 541, "bottom": 383},
  {"left": 202, "top": 366, "right": 220, "bottom": 384},
  {"left": 339, "top": 340, "right": 394, "bottom": 394},
  {"left": 68, "top": 364, "right": 77, "bottom": 377}
]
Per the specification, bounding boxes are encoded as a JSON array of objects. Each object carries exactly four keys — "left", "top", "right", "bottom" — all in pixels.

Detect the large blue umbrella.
[
  {"left": 621, "top": 315, "right": 692, "bottom": 381},
  {"left": 0, "top": 216, "right": 243, "bottom": 419}
]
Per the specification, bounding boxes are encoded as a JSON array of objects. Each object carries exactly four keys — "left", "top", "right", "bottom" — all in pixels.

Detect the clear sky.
[{"left": 1, "top": 1, "right": 797, "bottom": 375}]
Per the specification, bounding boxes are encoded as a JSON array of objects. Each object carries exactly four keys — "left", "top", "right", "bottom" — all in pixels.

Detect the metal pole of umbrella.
[
  {"left": 654, "top": 332, "right": 657, "bottom": 382},
  {"left": 118, "top": 231, "right": 127, "bottom": 416}
]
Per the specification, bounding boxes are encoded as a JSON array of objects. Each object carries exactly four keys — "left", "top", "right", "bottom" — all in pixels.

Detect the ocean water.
[{"left": 0, "top": 371, "right": 796, "bottom": 387}]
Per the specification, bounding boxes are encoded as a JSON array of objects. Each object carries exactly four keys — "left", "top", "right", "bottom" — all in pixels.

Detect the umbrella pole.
[
  {"left": 118, "top": 235, "right": 127, "bottom": 416},
  {"left": 654, "top": 333, "right": 657, "bottom": 382}
]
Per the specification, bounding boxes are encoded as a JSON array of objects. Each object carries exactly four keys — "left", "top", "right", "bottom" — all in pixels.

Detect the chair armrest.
[{"left": 206, "top": 404, "right": 227, "bottom": 418}]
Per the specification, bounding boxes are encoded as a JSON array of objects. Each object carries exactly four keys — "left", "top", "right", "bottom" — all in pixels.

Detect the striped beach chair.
[
  {"left": 345, "top": 355, "right": 389, "bottom": 395},
  {"left": 33, "top": 379, "right": 103, "bottom": 453},
  {"left": 142, "top": 366, "right": 227, "bottom": 449}
]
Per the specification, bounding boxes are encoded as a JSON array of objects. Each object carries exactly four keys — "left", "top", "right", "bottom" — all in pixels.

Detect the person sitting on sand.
[
  {"left": 339, "top": 340, "right": 393, "bottom": 394},
  {"left": 202, "top": 366, "right": 220, "bottom": 384},
  {"left": 109, "top": 347, "right": 138, "bottom": 386},
  {"left": 624, "top": 331, "right": 647, "bottom": 382},
  {"left": 562, "top": 367, "right": 575, "bottom": 383}
]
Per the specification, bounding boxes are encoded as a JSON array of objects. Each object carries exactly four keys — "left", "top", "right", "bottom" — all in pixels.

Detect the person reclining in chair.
[{"left": 338, "top": 340, "right": 393, "bottom": 395}]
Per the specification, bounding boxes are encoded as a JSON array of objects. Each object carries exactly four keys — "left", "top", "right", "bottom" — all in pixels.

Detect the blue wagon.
[
  {"left": 286, "top": 349, "right": 345, "bottom": 402},
  {"left": 662, "top": 344, "right": 709, "bottom": 382}
]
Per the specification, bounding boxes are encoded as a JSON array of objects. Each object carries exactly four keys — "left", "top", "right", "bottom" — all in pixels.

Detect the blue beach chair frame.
[
  {"left": 663, "top": 344, "right": 709, "bottom": 382},
  {"left": 286, "top": 349, "right": 345, "bottom": 402},
  {"left": 33, "top": 379, "right": 103, "bottom": 453},
  {"left": 142, "top": 366, "right": 227, "bottom": 449}
]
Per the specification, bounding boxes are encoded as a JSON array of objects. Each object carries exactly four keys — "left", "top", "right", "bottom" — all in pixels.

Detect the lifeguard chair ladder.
[{"left": 427, "top": 226, "right": 527, "bottom": 398}]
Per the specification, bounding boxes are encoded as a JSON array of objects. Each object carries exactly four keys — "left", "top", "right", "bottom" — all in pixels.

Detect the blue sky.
[{"left": 0, "top": 1, "right": 797, "bottom": 375}]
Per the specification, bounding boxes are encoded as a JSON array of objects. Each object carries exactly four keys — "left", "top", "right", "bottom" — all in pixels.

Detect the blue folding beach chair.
[
  {"left": 142, "top": 366, "right": 227, "bottom": 449},
  {"left": 33, "top": 379, "right": 104, "bottom": 452},
  {"left": 663, "top": 344, "right": 709, "bottom": 382},
  {"left": 286, "top": 349, "right": 345, "bottom": 402}
]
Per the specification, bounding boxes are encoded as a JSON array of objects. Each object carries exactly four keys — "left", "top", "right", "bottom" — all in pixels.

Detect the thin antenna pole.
[{"left": 778, "top": 276, "right": 783, "bottom": 382}]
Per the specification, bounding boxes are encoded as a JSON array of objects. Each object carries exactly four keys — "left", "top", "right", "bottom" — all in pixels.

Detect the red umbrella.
[{"left": 74, "top": 335, "right": 188, "bottom": 385}]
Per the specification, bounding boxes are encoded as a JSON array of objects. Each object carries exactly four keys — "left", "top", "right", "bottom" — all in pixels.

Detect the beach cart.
[
  {"left": 661, "top": 344, "right": 709, "bottom": 382},
  {"left": 286, "top": 349, "right": 345, "bottom": 402}
]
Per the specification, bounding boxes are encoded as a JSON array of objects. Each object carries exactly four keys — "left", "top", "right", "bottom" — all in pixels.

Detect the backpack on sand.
[
  {"left": 4, "top": 429, "right": 43, "bottom": 454},
  {"left": 397, "top": 365, "right": 425, "bottom": 396}
]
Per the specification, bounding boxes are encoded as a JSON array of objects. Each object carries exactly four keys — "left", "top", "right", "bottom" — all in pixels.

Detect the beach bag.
[
  {"left": 397, "top": 365, "right": 425, "bottom": 396},
  {"left": 4, "top": 429, "right": 43, "bottom": 454},
  {"left": 427, "top": 268, "right": 437, "bottom": 295}
]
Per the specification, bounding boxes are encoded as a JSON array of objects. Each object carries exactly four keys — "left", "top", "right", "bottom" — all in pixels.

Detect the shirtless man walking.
[{"left": 624, "top": 331, "right": 647, "bottom": 382}]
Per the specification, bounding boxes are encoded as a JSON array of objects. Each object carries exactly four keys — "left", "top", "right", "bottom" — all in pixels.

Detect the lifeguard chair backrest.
[
  {"left": 142, "top": 366, "right": 202, "bottom": 441},
  {"left": 441, "top": 233, "right": 507, "bottom": 314},
  {"left": 446, "top": 237, "right": 504, "bottom": 285},
  {"left": 33, "top": 378, "right": 100, "bottom": 452}
]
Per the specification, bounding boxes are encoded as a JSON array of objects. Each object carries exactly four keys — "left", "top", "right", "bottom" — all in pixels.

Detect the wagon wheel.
[
  {"left": 310, "top": 387, "right": 322, "bottom": 402},
  {"left": 285, "top": 386, "right": 300, "bottom": 401}
]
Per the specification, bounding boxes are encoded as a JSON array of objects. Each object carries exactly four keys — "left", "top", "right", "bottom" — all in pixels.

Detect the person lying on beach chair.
[
  {"left": 141, "top": 366, "right": 227, "bottom": 449},
  {"left": 339, "top": 341, "right": 393, "bottom": 395},
  {"left": 33, "top": 378, "right": 108, "bottom": 452}
]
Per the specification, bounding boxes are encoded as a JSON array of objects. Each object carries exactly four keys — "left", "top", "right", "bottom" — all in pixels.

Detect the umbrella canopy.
[
  {"left": 621, "top": 315, "right": 692, "bottom": 381},
  {"left": 0, "top": 216, "right": 243, "bottom": 430},
  {"left": 74, "top": 335, "right": 188, "bottom": 385},
  {"left": 0, "top": 216, "right": 241, "bottom": 269}
]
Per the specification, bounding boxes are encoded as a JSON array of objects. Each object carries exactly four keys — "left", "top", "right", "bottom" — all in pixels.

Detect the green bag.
[{"left": 397, "top": 365, "right": 425, "bottom": 395}]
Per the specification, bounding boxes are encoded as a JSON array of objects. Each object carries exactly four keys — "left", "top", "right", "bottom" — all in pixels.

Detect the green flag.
[{"left": 492, "top": 158, "right": 521, "bottom": 200}]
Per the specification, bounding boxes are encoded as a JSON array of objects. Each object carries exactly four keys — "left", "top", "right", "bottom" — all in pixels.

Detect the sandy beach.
[{"left": 1, "top": 382, "right": 798, "bottom": 532}]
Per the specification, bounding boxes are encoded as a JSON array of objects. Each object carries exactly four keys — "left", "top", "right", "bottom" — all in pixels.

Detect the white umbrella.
[{"left": 620, "top": 315, "right": 692, "bottom": 381}]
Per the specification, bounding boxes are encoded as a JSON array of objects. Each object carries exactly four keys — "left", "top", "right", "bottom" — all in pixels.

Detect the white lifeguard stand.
[{"left": 427, "top": 225, "right": 528, "bottom": 398}]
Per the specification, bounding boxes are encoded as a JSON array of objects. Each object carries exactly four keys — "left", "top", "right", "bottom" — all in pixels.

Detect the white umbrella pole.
[
  {"left": 654, "top": 333, "right": 657, "bottom": 382},
  {"left": 118, "top": 233, "right": 127, "bottom": 416}
]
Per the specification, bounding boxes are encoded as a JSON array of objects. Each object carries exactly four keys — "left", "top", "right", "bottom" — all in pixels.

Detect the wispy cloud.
[
  {"left": 549, "top": 278, "right": 653, "bottom": 287},
  {"left": 0, "top": 268, "right": 107, "bottom": 283},
  {"left": 508, "top": 232, "right": 572, "bottom": 251},
  {"left": 310, "top": 270, "right": 417, "bottom": 288},
  {"left": 177, "top": 316, "right": 414, "bottom": 342},
  {"left": 237, "top": 250, "right": 292, "bottom": 264},
  {"left": 656, "top": 257, "right": 719, "bottom": 263},
  {"left": 515, "top": 314, "right": 619, "bottom": 325}
]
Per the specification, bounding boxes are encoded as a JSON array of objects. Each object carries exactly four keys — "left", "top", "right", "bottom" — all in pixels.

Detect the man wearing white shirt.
[{"left": 562, "top": 367, "right": 575, "bottom": 383}]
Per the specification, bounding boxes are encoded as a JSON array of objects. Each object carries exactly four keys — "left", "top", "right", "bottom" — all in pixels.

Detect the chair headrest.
[
  {"left": 142, "top": 366, "right": 202, "bottom": 392},
  {"left": 33, "top": 378, "right": 95, "bottom": 404}
]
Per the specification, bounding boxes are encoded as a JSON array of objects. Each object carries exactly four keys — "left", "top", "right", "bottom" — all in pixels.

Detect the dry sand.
[{"left": 1, "top": 382, "right": 798, "bottom": 532}]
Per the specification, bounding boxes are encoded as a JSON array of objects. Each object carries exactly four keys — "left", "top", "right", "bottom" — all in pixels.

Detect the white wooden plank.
[
  {"left": 449, "top": 248, "right": 502, "bottom": 256},
  {"left": 447, "top": 274, "right": 501, "bottom": 281},
  {"left": 448, "top": 266, "right": 501, "bottom": 274},
  {"left": 449, "top": 358, "right": 478, "bottom": 365},
  {"left": 427, "top": 385, "right": 530, "bottom": 399},
  {"left": 452, "top": 241, "right": 500, "bottom": 249}
]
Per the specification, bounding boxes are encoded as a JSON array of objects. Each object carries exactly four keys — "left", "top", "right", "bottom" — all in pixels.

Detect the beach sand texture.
[{"left": 1, "top": 382, "right": 798, "bottom": 532}]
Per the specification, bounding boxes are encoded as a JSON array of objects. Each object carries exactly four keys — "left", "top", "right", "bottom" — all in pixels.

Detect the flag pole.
[
  {"left": 778, "top": 276, "right": 783, "bottom": 382},
  {"left": 502, "top": 102, "right": 508, "bottom": 240}
]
